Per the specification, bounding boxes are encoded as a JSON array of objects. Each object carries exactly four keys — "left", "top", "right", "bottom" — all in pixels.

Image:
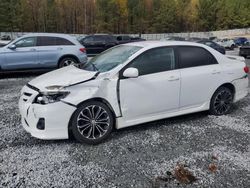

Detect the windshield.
[{"left": 83, "top": 45, "right": 142, "bottom": 72}]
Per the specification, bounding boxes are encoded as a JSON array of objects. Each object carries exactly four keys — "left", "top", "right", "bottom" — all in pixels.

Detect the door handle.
[
  {"left": 212, "top": 70, "right": 221, "bottom": 74},
  {"left": 57, "top": 47, "right": 63, "bottom": 50},
  {"left": 168, "top": 76, "right": 180, "bottom": 81},
  {"left": 30, "top": 48, "right": 36, "bottom": 51}
]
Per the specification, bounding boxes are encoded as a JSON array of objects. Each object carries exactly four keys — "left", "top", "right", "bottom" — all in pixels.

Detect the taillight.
[
  {"left": 244, "top": 66, "right": 249, "bottom": 73},
  {"left": 79, "top": 48, "right": 86, "bottom": 53}
]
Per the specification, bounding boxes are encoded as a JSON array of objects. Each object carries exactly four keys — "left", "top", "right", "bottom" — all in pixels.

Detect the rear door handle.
[
  {"left": 30, "top": 48, "right": 36, "bottom": 51},
  {"left": 57, "top": 47, "right": 63, "bottom": 50}
]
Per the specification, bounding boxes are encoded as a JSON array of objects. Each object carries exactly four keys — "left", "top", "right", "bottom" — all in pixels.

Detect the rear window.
[
  {"left": 178, "top": 46, "right": 218, "bottom": 69},
  {"left": 56, "top": 37, "right": 74, "bottom": 45}
]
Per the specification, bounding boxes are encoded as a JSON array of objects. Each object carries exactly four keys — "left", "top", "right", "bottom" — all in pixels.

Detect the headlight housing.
[{"left": 34, "top": 91, "right": 70, "bottom": 104}]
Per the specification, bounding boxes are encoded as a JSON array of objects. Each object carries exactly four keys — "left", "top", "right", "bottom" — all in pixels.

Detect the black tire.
[
  {"left": 58, "top": 57, "right": 77, "bottom": 68},
  {"left": 71, "top": 101, "right": 114, "bottom": 145},
  {"left": 209, "top": 87, "right": 234, "bottom": 116}
]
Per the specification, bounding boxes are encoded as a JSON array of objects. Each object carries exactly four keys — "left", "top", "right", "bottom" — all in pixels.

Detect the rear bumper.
[
  {"left": 232, "top": 75, "right": 249, "bottom": 102},
  {"left": 78, "top": 54, "right": 88, "bottom": 64}
]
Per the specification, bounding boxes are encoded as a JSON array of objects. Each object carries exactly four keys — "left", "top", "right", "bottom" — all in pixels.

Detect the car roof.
[
  {"left": 88, "top": 34, "right": 113, "bottom": 36},
  {"left": 122, "top": 41, "right": 210, "bottom": 48},
  {"left": 21, "top": 33, "right": 74, "bottom": 39}
]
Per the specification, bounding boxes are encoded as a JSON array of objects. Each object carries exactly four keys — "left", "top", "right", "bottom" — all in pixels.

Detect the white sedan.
[{"left": 19, "top": 41, "right": 249, "bottom": 144}]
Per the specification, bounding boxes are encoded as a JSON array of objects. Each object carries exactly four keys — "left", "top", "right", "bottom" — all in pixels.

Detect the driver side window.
[
  {"left": 15, "top": 37, "right": 36, "bottom": 48},
  {"left": 128, "top": 47, "right": 175, "bottom": 76}
]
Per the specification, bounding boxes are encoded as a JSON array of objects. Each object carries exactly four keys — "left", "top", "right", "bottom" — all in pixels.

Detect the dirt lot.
[{"left": 0, "top": 53, "right": 249, "bottom": 188}]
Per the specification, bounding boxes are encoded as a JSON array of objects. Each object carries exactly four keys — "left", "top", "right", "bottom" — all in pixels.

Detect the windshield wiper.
[{"left": 91, "top": 63, "right": 99, "bottom": 71}]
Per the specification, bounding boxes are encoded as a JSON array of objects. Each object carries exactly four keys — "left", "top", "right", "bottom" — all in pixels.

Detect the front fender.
[{"left": 61, "top": 78, "right": 121, "bottom": 117}]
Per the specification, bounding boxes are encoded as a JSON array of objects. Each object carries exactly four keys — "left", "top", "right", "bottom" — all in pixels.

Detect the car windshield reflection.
[{"left": 82, "top": 45, "right": 142, "bottom": 72}]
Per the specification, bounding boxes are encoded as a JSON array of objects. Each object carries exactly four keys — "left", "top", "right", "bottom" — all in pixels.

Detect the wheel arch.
[
  {"left": 211, "top": 83, "right": 236, "bottom": 101},
  {"left": 68, "top": 97, "right": 117, "bottom": 137},
  {"left": 57, "top": 54, "right": 80, "bottom": 67}
]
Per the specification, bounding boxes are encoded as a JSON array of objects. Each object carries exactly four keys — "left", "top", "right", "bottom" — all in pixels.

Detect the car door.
[
  {"left": 119, "top": 47, "right": 180, "bottom": 122},
  {"left": 36, "top": 36, "right": 61, "bottom": 68},
  {"left": 177, "top": 46, "right": 222, "bottom": 109},
  {"left": 4, "top": 37, "right": 38, "bottom": 70}
]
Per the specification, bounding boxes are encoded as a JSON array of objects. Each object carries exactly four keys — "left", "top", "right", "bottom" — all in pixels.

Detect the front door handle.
[
  {"left": 30, "top": 48, "right": 36, "bottom": 51},
  {"left": 212, "top": 70, "right": 221, "bottom": 74},
  {"left": 168, "top": 76, "right": 180, "bottom": 81}
]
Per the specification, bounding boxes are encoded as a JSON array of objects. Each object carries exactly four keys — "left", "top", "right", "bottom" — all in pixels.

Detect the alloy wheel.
[
  {"left": 213, "top": 89, "right": 233, "bottom": 115},
  {"left": 76, "top": 105, "right": 111, "bottom": 140}
]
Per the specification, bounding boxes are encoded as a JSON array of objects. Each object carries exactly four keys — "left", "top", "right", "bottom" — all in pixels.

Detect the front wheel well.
[
  {"left": 68, "top": 98, "right": 117, "bottom": 138},
  {"left": 57, "top": 55, "right": 79, "bottom": 67}
]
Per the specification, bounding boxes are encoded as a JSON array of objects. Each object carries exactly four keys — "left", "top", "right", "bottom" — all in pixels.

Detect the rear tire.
[
  {"left": 71, "top": 101, "right": 114, "bottom": 145},
  {"left": 58, "top": 57, "right": 77, "bottom": 68},
  {"left": 209, "top": 87, "right": 234, "bottom": 116}
]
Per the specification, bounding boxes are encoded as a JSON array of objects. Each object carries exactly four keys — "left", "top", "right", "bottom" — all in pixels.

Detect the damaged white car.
[{"left": 19, "top": 41, "right": 249, "bottom": 144}]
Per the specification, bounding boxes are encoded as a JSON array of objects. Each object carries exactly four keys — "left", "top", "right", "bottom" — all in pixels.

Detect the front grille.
[
  {"left": 24, "top": 92, "right": 32, "bottom": 97},
  {"left": 24, "top": 118, "right": 29, "bottom": 127},
  {"left": 21, "top": 84, "right": 39, "bottom": 103},
  {"left": 26, "top": 84, "right": 40, "bottom": 92}
]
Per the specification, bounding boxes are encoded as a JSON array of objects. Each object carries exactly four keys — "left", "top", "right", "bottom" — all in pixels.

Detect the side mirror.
[
  {"left": 8, "top": 44, "right": 16, "bottom": 50},
  {"left": 123, "top": 68, "right": 139, "bottom": 78}
]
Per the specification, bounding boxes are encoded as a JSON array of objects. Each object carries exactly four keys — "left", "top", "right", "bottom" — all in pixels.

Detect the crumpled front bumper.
[{"left": 19, "top": 85, "right": 76, "bottom": 140}]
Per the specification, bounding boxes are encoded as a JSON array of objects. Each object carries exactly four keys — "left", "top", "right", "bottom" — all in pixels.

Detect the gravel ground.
[{"left": 0, "top": 52, "right": 249, "bottom": 188}]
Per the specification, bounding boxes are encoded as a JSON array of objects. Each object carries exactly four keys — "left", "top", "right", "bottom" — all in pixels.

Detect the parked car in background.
[
  {"left": 19, "top": 41, "right": 249, "bottom": 144},
  {"left": 79, "top": 34, "right": 118, "bottom": 56},
  {"left": 239, "top": 40, "right": 250, "bottom": 58},
  {"left": 161, "top": 36, "right": 186, "bottom": 41},
  {"left": 0, "top": 35, "right": 12, "bottom": 47},
  {"left": 217, "top": 38, "right": 236, "bottom": 50},
  {"left": 0, "top": 43, "right": 6, "bottom": 47},
  {"left": 116, "top": 35, "right": 145, "bottom": 44},
  {"left": 196, "top": 39, "right": 226, "bottom": 54},
  {"left": 76, "top": 35, "right": 87, "bottom": 42},
  {"left": 0, "top": 33, "right": 87, "bottom": 72},
  {"left": 1, "top": 35, "right": 11, "bottom": 40},
  {"left": 234, "top": 37, "right": 248, "bottom": 46}
]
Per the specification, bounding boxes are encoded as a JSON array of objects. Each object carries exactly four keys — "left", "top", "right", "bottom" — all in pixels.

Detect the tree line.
[{"left": 0, "top": 0, "right": 249, "bottom": 34}]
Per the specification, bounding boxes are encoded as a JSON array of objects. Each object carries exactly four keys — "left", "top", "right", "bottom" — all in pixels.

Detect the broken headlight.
[{"left": 34, "top": 91, "right": 70, "bottom": 104}]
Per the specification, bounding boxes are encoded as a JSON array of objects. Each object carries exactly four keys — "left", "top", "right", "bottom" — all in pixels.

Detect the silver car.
[{"left": 0, "top": 33, "right": 87, "bottom": 71}]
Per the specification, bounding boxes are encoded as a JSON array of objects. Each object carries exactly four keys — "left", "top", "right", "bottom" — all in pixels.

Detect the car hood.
[{"left": 28, "top": 65, "right": 98, "bottom": 91}]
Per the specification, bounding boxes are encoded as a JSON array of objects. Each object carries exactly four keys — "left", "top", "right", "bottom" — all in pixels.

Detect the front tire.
[
  {"left": 71, "top": 101, "right": 114, "bottom": 144},
  {"left": 210, "top": 87, "right": 234, "bottom": 116}
]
